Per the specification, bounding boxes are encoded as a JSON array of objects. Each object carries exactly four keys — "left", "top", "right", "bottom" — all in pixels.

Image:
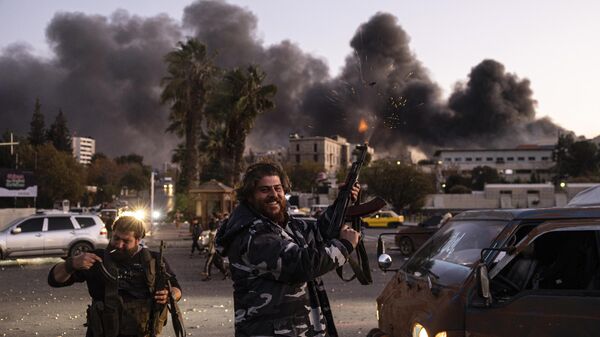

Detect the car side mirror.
[
  {"left": 477, "top": 263, "right": 491, "bottom": 306},
  {"left": 11, "top": 227, "right": 22, "bottom": 234},
  {"left": 378, "top": 254, "right": 393, "bottom": 270},
  {"left": 377, "top": 233, "right": 400, "bottom": 272}
]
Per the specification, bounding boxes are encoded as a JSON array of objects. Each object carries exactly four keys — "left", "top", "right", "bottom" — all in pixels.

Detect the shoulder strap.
[{"left": 102, "top": 250, "right": 121, "bottom": 337}]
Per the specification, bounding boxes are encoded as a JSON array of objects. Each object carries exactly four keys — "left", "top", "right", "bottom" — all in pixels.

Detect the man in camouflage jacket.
[{"left": 216, "top": 162, "right": 360, "bottom": 337}]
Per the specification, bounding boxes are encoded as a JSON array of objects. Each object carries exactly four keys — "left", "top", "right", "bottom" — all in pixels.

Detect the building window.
[
  {"left": 475, "top": 157, "right": 482, "bottom": 161},
  {"left": 507, "top": 157, "right": 514, "bottom": 161},
  {"left": 496, "top": 158, "right": 505, "bottom": 163},
  {"left": 314, "top": 144, "right": 317, "bottom": 152},
  {"left": 314, "top": 154, "right": 318, "bottom": 162},
  {"left": 518, "top": 157, "right": 525, "bottom": 161},
  {"left": 466, "top": 157, "right": 473, "bottom": 162},
  {"left": 541, "top": 157, "right": 550, "bottom": 161},
  {"left": 486, "top": 157, "right": 493, "bottom": 161},
  {"left": 445, "top": 158, "right": 451, "bottom": 162},
  {"left": 296, "top": 144, "right": 299, "bottom": 151},
  {"left": 528, "top": 157, "right": 535, "bottom": 161},
  {"left": 455, "top": 158, "right": 462, "bottom": 162},
  {"left": 296, "top": 155, "right": 300, "bottom": 163}
]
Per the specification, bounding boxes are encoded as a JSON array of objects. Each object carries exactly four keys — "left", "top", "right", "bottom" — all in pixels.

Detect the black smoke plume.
[
  {"left": 0, "top": 1, "right": 564, "bottom": 167},
  {"left": 0, "top": 10, "right": 181, "bottom": 165}
]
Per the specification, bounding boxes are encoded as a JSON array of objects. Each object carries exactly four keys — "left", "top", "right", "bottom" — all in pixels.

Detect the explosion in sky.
[{"left": 0, "top": 1, "right": 563, "bottom": 166}]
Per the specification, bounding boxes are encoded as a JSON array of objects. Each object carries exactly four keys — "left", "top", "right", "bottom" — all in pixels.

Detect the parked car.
[
  {"left": 362, "top": 210, "right": 404, "bottom": 228},
  {"left": 0, "top": 213, "right": 109, "bottom": 259},
  {"left": 394, "top": 213, "right": 452, "bottom": 256},
  {"left": 372, "top": 206, "right": 600, "bottom": 337}
]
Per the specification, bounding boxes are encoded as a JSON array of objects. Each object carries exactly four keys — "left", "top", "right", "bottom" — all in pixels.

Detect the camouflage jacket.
[{"left": 216, "top": 203, "right": 352, "bottom": 337}]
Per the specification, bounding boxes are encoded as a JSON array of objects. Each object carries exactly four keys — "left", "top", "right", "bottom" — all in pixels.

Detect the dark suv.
[{"left": 372, "top": 207, "right": 600, "bottom": 337}]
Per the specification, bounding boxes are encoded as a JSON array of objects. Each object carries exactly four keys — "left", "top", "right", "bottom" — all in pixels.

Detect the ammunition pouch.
[{"left": 86, "top": 299, "right": 168, "bottom": 337}]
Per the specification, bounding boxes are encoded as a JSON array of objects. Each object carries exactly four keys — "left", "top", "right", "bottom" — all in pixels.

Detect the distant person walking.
[
  {"left": 201, "top": 215, "right": 229, "bottom": 281},
  {"left": 190, "top": 217, "right": 203, "bottom": 257}
]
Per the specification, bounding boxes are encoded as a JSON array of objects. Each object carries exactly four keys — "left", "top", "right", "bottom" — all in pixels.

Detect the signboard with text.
[{"left": 0, "top": 169, "right": 37, "bottom": 198}]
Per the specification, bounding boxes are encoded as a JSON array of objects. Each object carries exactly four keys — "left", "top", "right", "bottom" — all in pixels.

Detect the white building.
[
  {"left": 434, "top": 144, "right": 555, "bottom": 182},
  {"left": 72, "top": 136, "right": 95, "bottom": 165},
  {"left": 423, "top": 183, "right": 599, "bottom": 212},
  {"left": 288, "top": 134, "right": 374, "bottom": 174}
]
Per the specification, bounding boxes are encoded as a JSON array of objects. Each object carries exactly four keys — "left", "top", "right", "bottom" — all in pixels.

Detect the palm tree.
[
  {"left": 161, "top": 39, "right": 216, "bottom": 192},
  {"left": 219, "top": 65, "right": 277, "bottom": 185}
]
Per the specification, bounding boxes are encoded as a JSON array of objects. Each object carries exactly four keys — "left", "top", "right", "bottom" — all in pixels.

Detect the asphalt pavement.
[{"left": 0, "top": 222, "right": 406, "bottom": 337}]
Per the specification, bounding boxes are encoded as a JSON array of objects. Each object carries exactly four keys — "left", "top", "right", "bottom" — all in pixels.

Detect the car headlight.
[
  {"left": 412, "top": 323, "right": 429, "bottom": 337},
  {"left": 434, "top": 332, "right": 447, "bottom": 337}
]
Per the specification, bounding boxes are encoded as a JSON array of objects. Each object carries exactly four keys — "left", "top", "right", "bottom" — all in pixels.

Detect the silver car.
[{"left": 0, "top": 213, "right": 109, "bottom": 259}]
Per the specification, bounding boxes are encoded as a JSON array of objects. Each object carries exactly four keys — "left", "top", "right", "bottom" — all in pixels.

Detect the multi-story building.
[
  {"left": 72, "top": 136, "right": 95, "bottom": 165},
  {"left": 288, "top": 134, "right": 375, "bottom": 175},
  {"left": 433, "top": 144, "right": 555, "bottom": 182}
]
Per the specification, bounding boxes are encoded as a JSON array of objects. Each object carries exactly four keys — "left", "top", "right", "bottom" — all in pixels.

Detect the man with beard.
[
  {"left": 216, "top": 162, "right": 360, "bottom": 337},
  {"left": 48, "top": 216, "right": 182, "bottom": 337}
]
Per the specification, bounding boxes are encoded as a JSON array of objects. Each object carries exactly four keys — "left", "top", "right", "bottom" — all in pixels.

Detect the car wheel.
[
  {"left": 69, "top": 242, "right": 93, "bottom": 257},
  {"left": 398, "top": 237, "right": 414, "bottom": 256},
  {"left": 388, "top": 222, "right": 401, "bottom": 228}
]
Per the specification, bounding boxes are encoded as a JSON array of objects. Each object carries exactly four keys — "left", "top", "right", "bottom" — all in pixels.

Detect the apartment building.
[
  {"left": 287, "top": 134, "right": 376, "bottom": 174},
  {"left": 72, "top": 136, "right": 95, "bottom": 165}
]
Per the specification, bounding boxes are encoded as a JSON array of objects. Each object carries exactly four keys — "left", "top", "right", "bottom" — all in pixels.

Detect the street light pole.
[{"left": 150, "top": 171, "right": 155, "bottom": 229}]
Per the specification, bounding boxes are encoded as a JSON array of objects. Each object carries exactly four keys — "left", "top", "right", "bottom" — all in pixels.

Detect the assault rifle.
[
  {"left": 324, "top": 143, "right": 368, "bottom": 239},
  {"left": 148, "top": 241, "right": 186, "bottom": 337},
  {"left": 326, "top": 143, "right": 383, "bottom": 285}
]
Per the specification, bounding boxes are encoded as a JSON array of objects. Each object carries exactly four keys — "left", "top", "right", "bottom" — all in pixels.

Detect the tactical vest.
[{"left": 87, "top": 248, "right": 168, "bottom": 337}]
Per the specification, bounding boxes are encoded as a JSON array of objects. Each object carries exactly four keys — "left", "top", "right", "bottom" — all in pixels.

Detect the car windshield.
[{"left": 404, "top": 220, "right": 507, "bottom": 286}]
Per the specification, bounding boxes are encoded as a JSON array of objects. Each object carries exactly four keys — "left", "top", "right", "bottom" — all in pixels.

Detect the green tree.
[
  {"left": 28, "top": 98, "right": 46, "bottom": 146},
  {"left": 567, "top": 140, "right": 599, "bottom": 177},
  {"left": 87, "top": 155, "right": 122, "bottom": 204},
  {"left": 47, "top": 109, "right": 72, "bottom": 152},
  {"left": 216, "top": 66, "right": 277, "bottom": 185},
  {"left": 361, "top": 160, "right": 435, "bottom": 212},
  {"left": 471, "top": 166, "right": 500, "bottom": 190},
  {"left": 284, "top": 161, "right": 323, "bottom": 192},
  {"left": 444, "top": 173, "right": 472, "bottom": 192},
  {"left": 22, "top": 143, "right": 86, "bottom": 207},
  {"left": 161, "top": 39, "right": 216, "bottom": 193}
]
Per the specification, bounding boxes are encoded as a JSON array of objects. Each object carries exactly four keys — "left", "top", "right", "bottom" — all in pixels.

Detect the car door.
[
  {"left": 44, "top": 216, "right": 77, "bottom": 255},
  {"left": 5, "top": 217, "right": 45, "bottom": 258},
  {"left": 466, "top": 219, "right": 600, "bottom": 337}
]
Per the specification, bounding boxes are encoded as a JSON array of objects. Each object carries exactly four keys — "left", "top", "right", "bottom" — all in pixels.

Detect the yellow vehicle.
[{"left": 362, "top": 210, "right": 404, "bottom": 228}]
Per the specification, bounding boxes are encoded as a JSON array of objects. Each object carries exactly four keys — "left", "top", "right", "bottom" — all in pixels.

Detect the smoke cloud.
[{"left": 0, "top": 1, "right": 564, "bottom": 167}]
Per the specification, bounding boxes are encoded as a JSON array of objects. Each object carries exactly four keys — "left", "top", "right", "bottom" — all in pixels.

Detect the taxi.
[{"left": 362, "top": 210, "right": 404, "bottom": 228}]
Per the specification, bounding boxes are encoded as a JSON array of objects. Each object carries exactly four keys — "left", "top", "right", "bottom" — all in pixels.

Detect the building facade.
[
  {"left": 287, "top": 134, "right": 375, "bottom": 174},
  {"left": 71, "top": 136, "right": 95, "bottom": 165},
  {"left": 434, "top": 145, "right": 555, "bottom": 182}
]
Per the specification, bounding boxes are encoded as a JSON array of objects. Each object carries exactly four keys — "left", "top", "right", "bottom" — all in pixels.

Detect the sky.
[{"left": 1, "top": 0, "right": 599, "bottom": 164}]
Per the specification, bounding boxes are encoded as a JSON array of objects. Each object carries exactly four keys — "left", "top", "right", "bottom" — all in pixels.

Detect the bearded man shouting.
[{"left": 216, "top": 162, "right": 360, "bottom": 337}]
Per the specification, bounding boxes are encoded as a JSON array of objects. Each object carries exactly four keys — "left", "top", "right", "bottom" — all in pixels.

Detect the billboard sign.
[{"left": 0, "top": 169, "right": 37, "bottom": 197}]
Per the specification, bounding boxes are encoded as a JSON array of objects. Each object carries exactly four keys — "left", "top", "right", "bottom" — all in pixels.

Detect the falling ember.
[{"left": 358, "top": 118, "right": 369, "bottom": 134}]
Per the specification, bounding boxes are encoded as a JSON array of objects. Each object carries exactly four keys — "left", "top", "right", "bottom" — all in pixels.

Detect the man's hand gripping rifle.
[
  {"left": 323, "top": 143, "right": 385, "bottom": 285},
  {"left": 148, "top": 241, "right": 186, "bottom": 337}
]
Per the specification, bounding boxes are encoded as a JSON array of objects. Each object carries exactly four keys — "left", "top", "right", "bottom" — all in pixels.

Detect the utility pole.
[
  {"left": 150, "top": 171, "right": 155, "bottom": 228},
  {"left": 0, "top": 132, "right": 20, "bottom": 168}
]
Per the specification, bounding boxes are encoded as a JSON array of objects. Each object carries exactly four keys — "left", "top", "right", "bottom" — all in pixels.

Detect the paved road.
[{"left": 0, "top": 225, "right": 407, "bottom": 337}]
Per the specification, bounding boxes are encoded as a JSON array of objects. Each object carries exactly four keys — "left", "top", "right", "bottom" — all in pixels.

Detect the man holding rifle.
[
  {"left": 216, "top": 162, "right": 361, "bottom": 337},
  {"left": 48, "top": 216, "right": 183, "bottom": 337}
]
